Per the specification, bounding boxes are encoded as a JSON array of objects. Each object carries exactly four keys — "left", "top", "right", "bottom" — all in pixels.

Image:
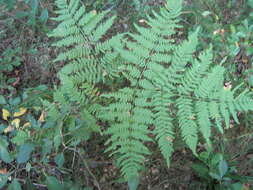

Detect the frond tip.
[{"left": 49, "top": 0, "right": 119, "bottom": 84}]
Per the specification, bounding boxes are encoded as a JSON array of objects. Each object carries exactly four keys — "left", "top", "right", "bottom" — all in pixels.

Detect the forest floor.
[{"left": 1, "top": 0, "right": 253, "bottom": 189}]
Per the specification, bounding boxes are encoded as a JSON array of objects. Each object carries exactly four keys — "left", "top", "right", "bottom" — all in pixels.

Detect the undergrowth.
[{"left": 0, "top": 0, "right": 253, "bottom": 189}]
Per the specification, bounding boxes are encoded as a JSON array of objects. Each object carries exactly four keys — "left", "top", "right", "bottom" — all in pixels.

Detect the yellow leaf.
[
  {"left": 38, "top": 111, "right": 46, "bottom": 122},
  {"left": 4, "top": 125, "right": 14, "bottom": 133},
  {"left": 2, "top": 109, "right": 10, "bottom": 121},
  {"left": 11, "top": 118, "right": 20, "bottom": 128},
  {"left": 13, "top": 107, "right": 27, "bottom": 117},
  {"left": 23, "top": 122, "right": 31, "bottom": 128}
]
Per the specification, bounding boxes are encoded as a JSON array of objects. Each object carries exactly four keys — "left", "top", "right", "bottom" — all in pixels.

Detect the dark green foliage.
[
  {"left": 1, "top": 0, "right": 49, "bottom": 28},
  {"left": 184, "top": 0, "right": 253, "bottom": 88},
  {"left": 192, "top": 151, "right": 253, "bottom": 190},
  {"left": 0, "top": 47, "right": 22, "bottom": 91}
]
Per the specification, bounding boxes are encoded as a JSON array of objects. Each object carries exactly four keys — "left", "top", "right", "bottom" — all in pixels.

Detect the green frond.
[
  {"left": 176, "top": 96, "right": 198, "bottom": 155},
  {"left": 195, "top": 65, "right": 225, "bottom": 98},
  {"left": 153, "top": 91, "right": 174, "bottom": 166},
  {"left": 234, "top": 90, "right": 253, "bottom": 111},
  {"left": 100, "top": 88, "right": 152, "bottom": 179},
  {"left": 165, "top": 0, "right": 183, "bottom": 16},
  {"left": 49, "top": 0, "right": 119, "bottom": 84},
  {"left": 50, "top": 0, "right": 253, "bottom": 183},
  {"left": 167, "top": 29, "right": 199, "bottom": 85},
  {"left": 179, "top": 46, "right": 213, "bottom": 94},
  {"left": 195, "top": 101, "right": 212, "bottom": 144}
]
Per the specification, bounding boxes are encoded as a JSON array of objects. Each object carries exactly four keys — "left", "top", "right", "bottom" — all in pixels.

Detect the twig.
[
  {"left": 79, "top": 153, "right": 102, "bottom": 190},
  {"left": 60, "top": 129, "right": 101, "bottom": 190},
  {"left": 71, "top": 146, "right": 77, "bottom": 169},
  {"left": 17, "top": 178, "right": 47, "bottom": 188}
]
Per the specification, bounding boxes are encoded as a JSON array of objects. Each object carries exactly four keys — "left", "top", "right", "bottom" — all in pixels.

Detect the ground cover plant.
[{"left": 0, "top": 0, "right": 253, "bottom": 189}]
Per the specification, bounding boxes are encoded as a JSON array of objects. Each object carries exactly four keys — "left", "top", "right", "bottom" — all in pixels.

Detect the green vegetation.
[
  {"left": 192, "top": 150, "right": 253, "bottom": 190},
  {"left": 0, "top": 0, "right": 253, "bottom": 189}
]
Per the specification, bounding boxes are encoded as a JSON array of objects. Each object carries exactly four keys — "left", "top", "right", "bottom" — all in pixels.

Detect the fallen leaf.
[
  {"left": 13, "top": 107, "right": 27, "bottom": 117},
  {"left": 11, "top": 119, "right": 20, "bottom": 128},
  {"left": 2, "top": 109, "right": 10, "bottom": 121},
  {"left": 0, "top": 168, "right": 7, "bottom": 174},
  {"left": 242, "top": 184, "right": 250, "bottom": 190},
  {"left": 23, "top": 122, "right": 31, "bottom": 128},
  {"left": 242, "top": 58, "right": 248, "bottom": 64},
  {"left": 224, "top": 82, "right": 232, "bottom": 90},
  {"left": 38, "top": 111, "right": 46, "bottom": 122},
  {"left": 213, "top": 28, "right": 225, "bottom": 35},
  {"left": 92, "top": 10, "right": 97, "bottom": 15},
  {"left": 12, "top": 77, "right": 21, "bottom": 87},
  {"left": 139, "top": 19, "right": 147, "bottom": 23},
  {"left": 14, "top": 69, "right": 20, "bottom": 75},
  {"left": 4, "top": 125, "right": 14, "bottom": 133}
]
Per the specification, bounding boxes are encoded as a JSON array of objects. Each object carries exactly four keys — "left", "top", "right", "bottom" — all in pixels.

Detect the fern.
[
  {"left": 50, "top": 0, "right": 253, "bottom": 184},
  {"left": 48, "top": 0, "right": 123, "bottom": 132},
  {"left": 49, "top": 0, "right": 121, "bottom": 90},
  {"left": 99, "top": 0, "right": 253, "bottom": 181},
  {"left": 47, "top": 0, "right": 121, "bottom": 155}
]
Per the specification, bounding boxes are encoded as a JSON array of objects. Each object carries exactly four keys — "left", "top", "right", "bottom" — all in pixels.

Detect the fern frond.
[
  {"left": 49, "top": 0, "right": 119, "bottom": 84},
  {"left": 176, "top": 96, "right": 198, "bottom": 154},
  {"left": 153, "top": 90, "right": 174, "bottom": 166},
  {"left": 100, "top": 88, "right": 152, "bottom": 179},
  {"left": 103, "top": 0, "right": 253, "bottom": 180},
  {"left": 100, "top": 0, "right": 185, "bottom": 180},
  {"left": 50, "top": 0, "right": 253, "bottom": 183},
  {"left": 166, "top": 29, "right": 199, "bottom": 87},
  {"left": 179, "top": 46, "right": 213, "bottom": 94}
]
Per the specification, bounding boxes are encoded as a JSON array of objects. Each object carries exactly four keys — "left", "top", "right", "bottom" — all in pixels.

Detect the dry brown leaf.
[
  {"left": 0, "top": 168, "right": 8, "bottom": 174},
  {"left": 23, "top": 122, "right": 31, "bottom": 128},
  {"left": 4, "top": 125, "right": 14, "bottom": 133},
  {"left": 38, "top": 111, "right": 46, "bottom": 122}
]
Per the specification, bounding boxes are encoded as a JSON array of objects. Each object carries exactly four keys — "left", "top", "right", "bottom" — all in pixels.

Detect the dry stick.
[
  {"left": 71, "top": 146, "right": 77, "bottom": 169},
  {"left": 60, "top": 128, "right": 101, "bottom": 190},
  {"left": 79, "top": 152, "right": 102, "bottom": 190},
  {"left": 17, "top": 178, "right": 47, "bottom": 189},
  {"left": 63, "top": 146, "right": 102, "bottom": 190}
]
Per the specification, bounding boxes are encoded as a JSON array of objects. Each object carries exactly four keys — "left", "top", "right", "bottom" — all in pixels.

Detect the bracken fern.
[
  {"left": 48, "top": 0, "right": 122, "bottom": 127},
  {"left": 50, "top": 0, "right": 253, "bottom": 184},
  {"left": 48, "top": 0, "right": 121, "bottom": 100},
  {"left": 99, "top": 0, "right": 253, "bottom": 181}
]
